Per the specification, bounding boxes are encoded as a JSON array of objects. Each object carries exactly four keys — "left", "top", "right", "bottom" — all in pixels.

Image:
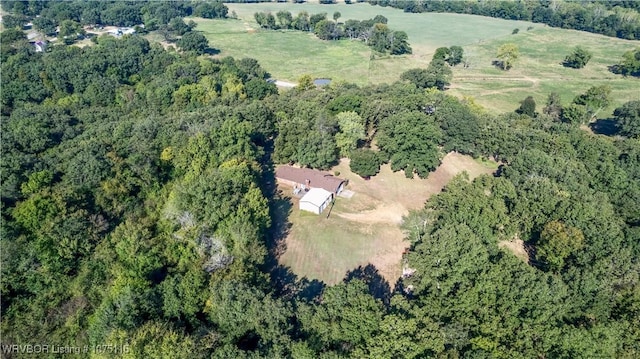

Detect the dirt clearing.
[{"left": 278, "top": 152, "right": 497, "bottom": 286}]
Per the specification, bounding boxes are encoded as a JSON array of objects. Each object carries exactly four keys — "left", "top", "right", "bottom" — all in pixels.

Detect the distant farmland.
[{"left": 191, "top": 2, "right": 639, "bottom": 114}]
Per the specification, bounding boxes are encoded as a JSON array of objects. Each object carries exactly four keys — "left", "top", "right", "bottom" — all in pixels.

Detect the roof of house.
[
  {"left": 275, "top": 165, "right": 345, "bottom": 193},
  {"left": 300, "top": 188, "right": 333, "bottom": 207}
]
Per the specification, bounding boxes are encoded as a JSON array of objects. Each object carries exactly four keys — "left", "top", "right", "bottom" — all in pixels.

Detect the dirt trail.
[
  {"left": 274, "top": 80, "right": 296, "bottom": 88},
  {"left": 335, "top": 202, "right": 406, "bottom": 224}
]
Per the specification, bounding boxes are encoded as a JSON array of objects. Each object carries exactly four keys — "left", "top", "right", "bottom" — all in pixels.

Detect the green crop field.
[{"left": 190, "top": 2, "right": 639, "bottom": 114}]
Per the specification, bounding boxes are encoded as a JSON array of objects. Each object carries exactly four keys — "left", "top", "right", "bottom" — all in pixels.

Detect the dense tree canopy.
[
  {"left": 377, "top": 110, "right": 442, "bottom": 178},
  {"left": 0, "top": 0, "right": 220, "bottom": 34},
  {"left": 611, "top": 48, "right": 640, "bottom": 77},
  {"left": 2, "top": 6, "right": 639, "bottom": 358},
  {"left": 349, "top": 148, "right": 382, "bottom": 178},
  {"left": 615, "top": 100, "right": 640, "bottom": 138}
]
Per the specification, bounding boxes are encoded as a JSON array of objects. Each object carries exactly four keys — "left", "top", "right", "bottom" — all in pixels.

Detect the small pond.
[{"left": 313, "top": 78, "right": 331, "bottom": 86}]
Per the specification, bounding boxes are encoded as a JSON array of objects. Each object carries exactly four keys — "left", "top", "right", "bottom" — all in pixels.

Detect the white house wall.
[{"left": 300, "top": 201, "right": 321, "bottom": 214}]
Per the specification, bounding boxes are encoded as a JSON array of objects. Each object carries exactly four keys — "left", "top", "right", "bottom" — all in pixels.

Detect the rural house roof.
[
  {"left": 300, "top": 188, "right": 333, "bottom": 208},
  {"left": 276, "top": 166, "right": 346, "bottom": 193}
]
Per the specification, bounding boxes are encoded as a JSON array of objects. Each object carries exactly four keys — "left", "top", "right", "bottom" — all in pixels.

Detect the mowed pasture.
[
  {"left": 191, "top": 2, "right": 638, "bottom": 114},
  {"left": 277, "top": 153, "right": 496, "bottom": 286},
  {"left": 448, "top": 27, "right": 640, "bottom": 115}
]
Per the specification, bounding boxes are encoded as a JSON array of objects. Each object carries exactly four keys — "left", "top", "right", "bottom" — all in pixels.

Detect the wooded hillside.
[{"left": 2, "top": 2, "right": 640, "bottom": 358}]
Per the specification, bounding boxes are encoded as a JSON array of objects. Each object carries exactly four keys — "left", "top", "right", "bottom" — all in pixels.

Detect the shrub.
[{"left": 350, "top": 149, "right": 382, "bottom": 178}]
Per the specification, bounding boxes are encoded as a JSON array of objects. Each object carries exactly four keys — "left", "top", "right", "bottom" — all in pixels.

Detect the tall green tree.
[
  {"left": 276, "top": 10, "right": 293, "bottom": 29},
  {"left": 389, "top": 31, "right": 411, "bottom": 55},
  {"left": 536, "top": 220, "right": 585, "bottom": 272},
  {"left": 447, "top": 45, "right": 464, "bottom": 66},
  {"left": 299, "top": 280, "right": 384, "bottom": 354},
  {"left": 400, "top": 59, "right": 451, "bottom": 90},
  {"left": 33, "top": 16, "right": 57, "bottom": 35},
  {"left": 614, "top": 100, "right": 640, "bottom": 138},
  {"left": 611, "top": 48, "right": 640, "bottom": 77},
  {"left": 176, "top": 31, "right": 209, "bottom": 54},
  {"left": 369, "top": 23, "right": 391, "bottom": 53},
  {"left": 313, "top": 19, "right": 338, "bottom": 40},
  {"left": 377, "top": 110, "right": 442, "bottom": 178},
  {"left": 573, "top": 85, "right": 611, "bottom": 121},
  {"left": 59, "top": 20, "right": 85, "bottom": 43},
  {"left": 349, "top": 148, "right": 381, "bottom": 178},
  {"left": 563, "top": 46, "right": 592, "bottom": 69},
  {"left": 335, "top": 111, "right": 365, "bottom": 157},
  {"left": 543, "top": 92, "right": 563, "bottom": 121},
  {"left": 516, "top": 95, "right": 537, "bottom": 117}
]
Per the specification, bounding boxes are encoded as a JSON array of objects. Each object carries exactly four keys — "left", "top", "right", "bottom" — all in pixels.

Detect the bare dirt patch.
[{"left": 499, "top": 238, "right": 530, "bottom": 263}]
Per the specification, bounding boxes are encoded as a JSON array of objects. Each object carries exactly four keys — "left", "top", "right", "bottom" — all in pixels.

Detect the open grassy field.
[
  {"left": 188, "top": 17, "right": 374, "bottom": 84},
  {"left": 190, "top": 2, "right": 638, "bottom": 114},
  {"left": 448, "top": 27, "right": 640, "bottom": 114},
  {"left": 277, "top": 153, "right": 496, "bottom": 285}
]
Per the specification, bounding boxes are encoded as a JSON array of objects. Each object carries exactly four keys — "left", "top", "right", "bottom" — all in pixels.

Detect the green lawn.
[
  {"left": 190, "top": 2, "right": 639, "bottom": 114},
  {"left": 190, "top": 17, "right": 374, "bottom": 83},
  {"left": 279, "top": 200, "right": 392, "bottom": 285}
]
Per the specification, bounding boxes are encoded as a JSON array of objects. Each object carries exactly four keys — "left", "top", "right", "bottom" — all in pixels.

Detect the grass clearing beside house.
[{"left": 277, "top": 153, "right": 496, "bottom": 286}]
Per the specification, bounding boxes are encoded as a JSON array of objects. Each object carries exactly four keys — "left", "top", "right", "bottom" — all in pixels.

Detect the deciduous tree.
[
  {"left": 276, "top": 10, "right": 293, "bottom": 29},
  {"left": 573, "top": 85, "right": 611, "bottom": 121},
  {"left": 543, "top": 92, "right": 563, "bottom": 121},
  {"left": 377, "top": 110, "right": 442, "bottom": 178},
  {"left": 611, "top": 48, "right": 640, "bottom": 77},
  {"left": 516, "top": 95, "right": 537, "bottom": 117},
  {"left": 176, "top": 31, "right": 209, "bottom": 54},
  {"left": 614, "top": 100, "right": 640, "bottom": 138},
  {"left": 349, "top": 148, "right": 381, "bottom": 178},
  {"left": 496, "top": 43, "right": 519, "bottom": 70},
  {"left": 335, "top": 111, "right": 365, "bottom": 157},
  {"left": 536, "top": 220, "right": 585, "bottom": 272},
  {"left": 447, "top": 45, "right": 464, "bottom": 66},
  {"left": 563, "top": 46, "right": 592, "bottom": 69}
]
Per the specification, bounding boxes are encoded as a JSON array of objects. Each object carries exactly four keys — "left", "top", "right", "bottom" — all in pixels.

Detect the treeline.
[
  {"left": 0, "top": 0, "right": 228, "bottom": 32},
  {"left": 254, "top": 11, "right": 411, "bottom": 54},
  {"left": 2, "top": 22, "right": 640, "bottom": 358},
  {"left": 368, "top": 0, "right": 640, "bottom": 40}
]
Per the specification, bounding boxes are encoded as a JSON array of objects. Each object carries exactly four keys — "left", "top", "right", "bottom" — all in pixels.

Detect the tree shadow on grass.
[
  {"left": 491, "top": 59, "right": 507, "bottom": 70},
  {"left": 589, "top": 119, "right": 619, "bottom": 136},
  {"left": 259, "top": 143, "right": 292, "bottom": 271},
  {"left": 344, "top": 264, "right": 392, "bottom": 306},
  {"left": 268, "top": 193, "right": 293, "bottom": 260},
  {"left": 270, "top": 265, "right": 326, "bottom": 302},
  {"left": 204, "top": 47, "right": 220, "bottom": 55}
]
